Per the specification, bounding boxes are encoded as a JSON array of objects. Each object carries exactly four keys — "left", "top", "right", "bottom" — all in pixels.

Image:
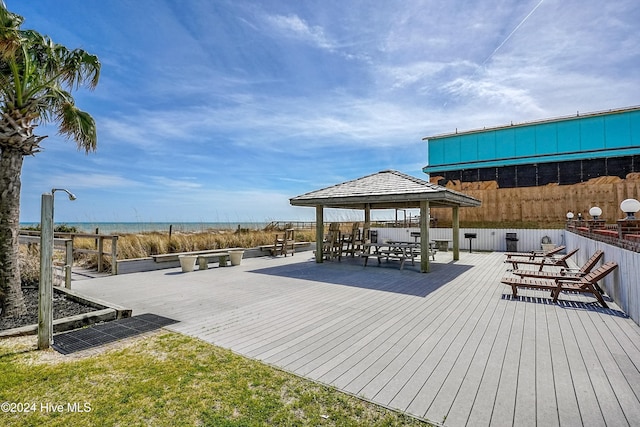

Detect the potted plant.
[
  {"left": 178, "top": 255, "right": 198, "bottom": 272},
  {"left": 229, "top": 250, "right": 244, "bottom": 266}
]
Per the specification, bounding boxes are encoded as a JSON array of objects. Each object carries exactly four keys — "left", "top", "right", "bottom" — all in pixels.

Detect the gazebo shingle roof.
[{"left": 290, "top": 170, "right": 481, "bottom": 209}]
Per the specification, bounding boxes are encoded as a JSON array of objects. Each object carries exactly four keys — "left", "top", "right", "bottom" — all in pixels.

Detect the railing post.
[
  {"left": 97, "top": 236, "right": 104, "bottom": 272},
  {"left": 111, "top": 235, "right": 118, "bottom": 275},
  {"left": 65, "top": 239, "right": 73, "bottom": 288}
]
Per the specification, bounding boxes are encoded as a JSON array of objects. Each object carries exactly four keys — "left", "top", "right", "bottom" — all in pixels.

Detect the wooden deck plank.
[
  {"left": 70, "top": 251, "right": 640, "bottom": 427},
  {"left": 296, "top": 295, "right": 428, "bottom": 377},
  {"left": 535, "top": 300, "right": 560, "bottom": 426},
  {"left": 421, "top": 260, "right": 508, "bottom": 422},
  {"left": 419, "top": 277, "right": 505, "bottom": 420},
  {"left": 276, "top": 295, "right": 421, "bottom": 372},
  {"left": 320, "top": 261, "right": 468, "bottom": 391},
  {"left": 512, "top": 293, "right": 537, "bottom": 427},
  {"left": 357, "top": 270, "right": 488, "bottom": 405},
  {"left": 400, "top": 256, "right": 505, "bottom": 416},
  {"left": 545, "top": 301, "right": 583, "bottom": 427},
  {"left": 581, "top": 311, "right": 640, "bottom": 424},
  {"left": 489, "top": 290, "right": 526, "bottom": 426}
]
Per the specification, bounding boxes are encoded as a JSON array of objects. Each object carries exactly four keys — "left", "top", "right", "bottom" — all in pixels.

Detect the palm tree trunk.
[{"left": 0, "top": 147, "right": 26, "bottom": 317}]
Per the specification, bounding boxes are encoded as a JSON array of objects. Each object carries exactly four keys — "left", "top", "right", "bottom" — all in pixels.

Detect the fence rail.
[{"left": 19, "top": 231, "right": 119, "bottom": 276}]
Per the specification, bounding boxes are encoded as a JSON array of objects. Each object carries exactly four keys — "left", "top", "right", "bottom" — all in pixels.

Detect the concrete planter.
[
  {"left": 229, "top": 250, "right": 244, "bottom": 266},
  {"left": 178, "top": 255, "right": 198, "bottom": 272}
]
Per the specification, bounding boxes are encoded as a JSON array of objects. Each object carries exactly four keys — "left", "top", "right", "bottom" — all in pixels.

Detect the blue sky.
[{"left": 11, "top": 0, "right": 640, "bottom": 223}]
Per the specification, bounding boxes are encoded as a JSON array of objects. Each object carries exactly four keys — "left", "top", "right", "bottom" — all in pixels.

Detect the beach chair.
[
  {"left": 511, "top": 250, "right": 604, "bottom": 281},
  {"left": 501, "top": 261, "right": 617, "bottom": 308},
  {"left": 505, "top": 245, "right": 566, "bottom": 260},
  {"left": 505, "top": 248, "right": 579, "bottom": 271}
]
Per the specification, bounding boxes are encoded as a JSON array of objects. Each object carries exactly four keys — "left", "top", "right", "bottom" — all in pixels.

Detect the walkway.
[{"left": 71, "top": 251, "right": 640, "bottom": 426}]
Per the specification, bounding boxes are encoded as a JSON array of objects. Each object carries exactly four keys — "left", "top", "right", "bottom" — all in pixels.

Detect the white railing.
[
  {"left": 372, "top": 228, "right": 566, "bottom": 252},
  {"left": 565, "top": 232, "right": 640, "bottom": 325}
]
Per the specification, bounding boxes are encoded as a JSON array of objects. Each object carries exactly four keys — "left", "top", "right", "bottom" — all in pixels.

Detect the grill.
[
  {"left": 506, "top": 232, "right": 518, "bottom": 252},
  {"left": 464, "top": 233, "right": 477, "bottom": 253}
]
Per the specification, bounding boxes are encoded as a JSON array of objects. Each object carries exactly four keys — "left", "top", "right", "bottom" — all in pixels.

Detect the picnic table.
[{"left": 361, "top": 240, "right": 436, "bottom": 270}]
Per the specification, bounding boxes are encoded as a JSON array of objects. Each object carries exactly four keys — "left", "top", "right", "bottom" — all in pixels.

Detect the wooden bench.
[
  {"left": 433, "top": 239, "right": 451, "bottom": 252},
  {"left": 152, "top": 248, "right": 243, "bottom": 264},
  {"left": 258, "top": 241, "right": 311, "bottom": 254},
  {"left": 196, "top": 252, "right": 230, "bottom": 269},
  {"left": 362, "top": 249, "right": 414, "bottom": 270}
]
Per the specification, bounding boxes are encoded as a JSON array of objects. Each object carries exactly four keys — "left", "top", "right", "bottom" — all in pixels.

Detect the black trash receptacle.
[
  {"left": 370, "top": 230, "right": 378, "bottom": 243},
  {"left": 506, "top": 232, "right": 518, "bottom": 252}
]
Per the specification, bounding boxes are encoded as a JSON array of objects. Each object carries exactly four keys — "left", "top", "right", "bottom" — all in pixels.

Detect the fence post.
[
  {"left": 65, "top": 239, "right": 73, "bottom": 288},
  {"left": 97, "top": 236, "right": 104, "bottom": 272},
  {"left": 111, "top": 236, "right": 118, "bottom": 275}
]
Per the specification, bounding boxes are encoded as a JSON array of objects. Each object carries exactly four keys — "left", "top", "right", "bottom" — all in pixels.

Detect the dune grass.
[
  {"left": 0, "top": 332, "right": 431, "bottom": 427},
  {"left": 67, "top": 228, "right": 316, "bottom": 272}
]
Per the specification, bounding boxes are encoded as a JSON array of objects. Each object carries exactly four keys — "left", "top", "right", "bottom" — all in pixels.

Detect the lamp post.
[
  {"left": 38, "top": 188, "right": 76, "bottom": 350},
  {"left": 620, "top": 198, "right": 640, "bottom": 220},
  {"left": 589, "top": 206, "right": 602, "bottom": 220}
]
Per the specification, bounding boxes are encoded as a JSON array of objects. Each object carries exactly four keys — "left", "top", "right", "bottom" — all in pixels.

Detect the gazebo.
[{"left": 289, "top": 170, "right": 481, "bottom": 272}]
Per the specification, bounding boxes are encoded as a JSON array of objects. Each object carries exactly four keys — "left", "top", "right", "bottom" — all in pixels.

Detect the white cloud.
[
  {"left": 46, "top": 173, "right": 140, "bottom": 190},
  {"left": 265, "top": 13, "right": 335, "bottom": 50}
]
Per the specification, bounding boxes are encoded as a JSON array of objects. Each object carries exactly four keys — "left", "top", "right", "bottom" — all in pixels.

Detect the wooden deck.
[{"left": 72, "top": 251, "right": 640, "bottom": 426}]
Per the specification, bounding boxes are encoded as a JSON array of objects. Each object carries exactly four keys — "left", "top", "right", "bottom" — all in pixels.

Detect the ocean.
[{"left": 19, "top": 222, "right": 272, "bottom": 234}]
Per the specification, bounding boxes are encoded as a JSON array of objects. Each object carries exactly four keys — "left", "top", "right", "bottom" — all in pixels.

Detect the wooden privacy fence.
[
  {"left": 19, "top": 231, "right": 119, "bottom": 277},
  {"left": 430, "top": 174, "right": 640, "bottom": 226}
]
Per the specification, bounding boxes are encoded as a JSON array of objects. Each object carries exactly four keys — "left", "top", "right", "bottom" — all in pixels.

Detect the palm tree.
[{"left": 0, "top": 3, "right": 100, "bottom": 317}]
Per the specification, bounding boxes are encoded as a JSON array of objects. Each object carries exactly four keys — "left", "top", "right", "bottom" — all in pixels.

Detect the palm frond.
[{"left": 58, "top": 101, "right": 97, "bottom": 153}]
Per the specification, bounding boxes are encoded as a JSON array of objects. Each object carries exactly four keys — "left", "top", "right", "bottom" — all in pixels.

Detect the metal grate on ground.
[{"left": 52, "top": 313, "right": 179, "bottom": 355}]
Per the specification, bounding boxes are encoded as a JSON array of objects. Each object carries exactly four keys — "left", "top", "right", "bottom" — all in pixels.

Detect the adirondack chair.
[
  {"left": 511, "top": 250, "right": 604, "bottom": 281},
  {"left": 505, "top": 245, "right": 566, "bottom": 260},
  {"left": 341, "top": 222, "right": 361, "bottom": 257},
  {"left": 271, "top": 228, "right": 295, "bottom": 256},
  {"left": 505, "top": 248, "right": 579, "bottom": 271},
  {"left": 323, "top": 223, "right": 342, "bottom": 261},
  {"left": 501, "top": 261, "right": 618, "bottom": 308}
]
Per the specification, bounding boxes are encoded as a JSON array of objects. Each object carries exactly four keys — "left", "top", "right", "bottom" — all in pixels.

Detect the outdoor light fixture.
[
  {"left": 566, "top": 212, "right": 574, "bottom": 220},
  {"left": 589, "top": 206, "right": 602, "bottom": 220},
  {"left": 620, "top": 198, "right": 640, "bottom": 220}
]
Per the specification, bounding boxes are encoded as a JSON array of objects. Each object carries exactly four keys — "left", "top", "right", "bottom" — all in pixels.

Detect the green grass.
[{"left": 0, "top": 332, "right": 431, "bottom": 426}]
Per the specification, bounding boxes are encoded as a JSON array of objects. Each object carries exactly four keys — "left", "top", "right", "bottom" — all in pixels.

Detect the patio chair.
[
  {"left": 505, "top": 245, "right": 566, "bottom": 260},
  {"left": 501, "top": 261, "right": 617, "bottom": 308},
  {"left": 341, "top": 222, "right": 361, "bottom": 257},
  {"left": 505, "top": 248, "right": 579, "bottom": 271},
  {"left": 323, "top": 223, "right": 342, "bottom": 261},
  {"left": 511, "top": 250, "right": 604, "bottom": 281},
  {"left": 271, "top": 228, "right": 295, "bottom": 256}
]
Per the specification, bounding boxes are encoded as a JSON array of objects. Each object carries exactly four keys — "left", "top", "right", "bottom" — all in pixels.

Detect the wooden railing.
[{"left": 19, "top": 230, "right": 119, "bottom": 275}]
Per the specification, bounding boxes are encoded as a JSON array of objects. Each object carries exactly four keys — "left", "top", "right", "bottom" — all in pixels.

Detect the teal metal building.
[{"left": 423, "top": 106, "right": 640, "bottom": 188}]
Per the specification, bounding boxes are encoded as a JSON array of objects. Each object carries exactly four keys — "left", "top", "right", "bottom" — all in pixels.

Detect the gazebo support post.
[
  {"left": 364, "top": 203, "right": 371, "bottom": 236},
  {"left": 420, "top": 200, "right": 430, "bottom": 273},
  {"left": 315, "top": 205, "right": 324, "bottom": 263},
  {"left": 452, "top": 206, "right": 460, "bottom": 261}
]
